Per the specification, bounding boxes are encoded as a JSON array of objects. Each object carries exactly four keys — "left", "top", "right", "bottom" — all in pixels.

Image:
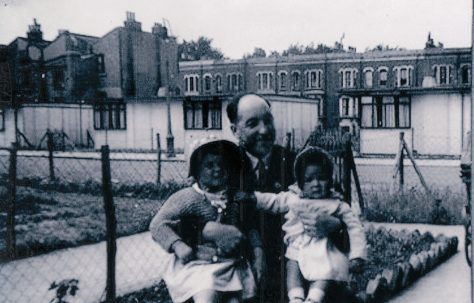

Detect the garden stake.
[{"left": 101, "top": 145, "right": 117, "bottom": 303}]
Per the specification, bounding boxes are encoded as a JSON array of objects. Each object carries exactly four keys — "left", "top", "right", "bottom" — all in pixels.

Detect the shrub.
[{"left": 363, "top": 185, "right": 465, "bottom": 225}]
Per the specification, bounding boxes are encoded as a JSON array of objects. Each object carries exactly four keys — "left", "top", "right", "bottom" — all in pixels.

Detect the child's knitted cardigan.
[{"left": 150, "top": 186, "right": 261, "bottom": 258}]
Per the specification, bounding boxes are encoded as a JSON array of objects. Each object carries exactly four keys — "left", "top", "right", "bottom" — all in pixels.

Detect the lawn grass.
[{"left": 0, "top": 186, "right": 175, "bottom": 260}]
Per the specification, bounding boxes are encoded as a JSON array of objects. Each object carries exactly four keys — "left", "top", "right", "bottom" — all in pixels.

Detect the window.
[
  {"left": 184, "top": 74, "right": 199, "bottom": 94},
  {"left": 226, "top": 73, "right": 243, "bottom": 92},
  {"left": 215, "top": 74, "right": 223, "bottom": 92},
  {"left": 461, "top": 64, "right": 471, "bottom": 85},
  {"left": 341, "top": 97, "right": 350, "bottom": 117},
  {"left": 363, "top": 68, "right": 373, "bottom": 88},
  {"left": 97, "top": 54, "right": 105, "bottom": 74},
  {"left": 94, "top": 103, "right": 127, "bottom": 130},
  {"left": 433, "top": 64, "right": 453, "bottom": 85},
  {"left": 278, "top": 71, "right": 288, "bottom": 90},
  {"left": 339, "top": 68, "right": 357, "bottom": 88},
  {"left": 394, "top": 66, "right": 413, "bottom": 87},
  {"left": 52, "top": 69, "right": 65, "bottom": 90},
  {"left": 378, "top": 67, "right": 388, "bottom": 86},
  {"left": 256, "top": 71, "right": 274, "bottom": 91},
  {"left": 291, "top": 71, "right": 300, "bottom": 91},
  {"left": 305, "top": 69, "right": 323, "bottom": 89},
  {"left": 339, "top": 96, "right": 358, "bottom": 118},
  {"left": 184, "top": 100, "right": 222, "bottom": 129},
  {"left": 0, "top": 108, "right": 4, "bottom": 131},
  {"left": 203, "top": 74, "right": 212, "bottom": 92},
  {"left": 361, "top": 96, "right": 410, "bottom": 128}
]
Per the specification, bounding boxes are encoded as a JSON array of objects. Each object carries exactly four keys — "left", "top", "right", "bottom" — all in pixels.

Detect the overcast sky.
[{"left": 0, "top": 0, "right": 471, "bottom": 59}]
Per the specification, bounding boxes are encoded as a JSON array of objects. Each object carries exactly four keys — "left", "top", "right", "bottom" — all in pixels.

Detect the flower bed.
[{"left": 116, "top": 225, "right": 458, "bottom": 303}]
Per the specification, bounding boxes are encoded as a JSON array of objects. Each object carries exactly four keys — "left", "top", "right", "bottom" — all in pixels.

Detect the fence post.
[
  {"left": 101, "top": 145, "right": 116, "bottom": 303},
  {"left": 47, "top": 130, "right": 55, "bottom": 181},
  {"left": 399, "top": 132, "right": 405, "bottom": 190},
  {"left": 6, "top": 143, "right": 17, "bottom": 260},
  {"left": 343, "top": 136, "right": 352, "bottom": 205},
  {"left": 156, "top": 133, "right": 161, "bottom": 185}
]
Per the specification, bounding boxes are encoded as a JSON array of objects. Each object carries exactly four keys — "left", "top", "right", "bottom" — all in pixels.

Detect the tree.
[
  {"left": 243, "top": 47, "right": 267, "bottom": 59},
  {"left": 178, "top": 36, "right": 225, "bottom": 61},
  {"left": 281, "top": 42, "right": 345, "bottom": 56},
  {"left": 366, "top": 44, "right": 406, "bottom": 52}
]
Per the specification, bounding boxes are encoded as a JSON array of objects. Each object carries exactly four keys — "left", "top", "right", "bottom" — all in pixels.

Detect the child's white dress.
[
  {"left": 256, "top": 186, "right": 367, "bottom": 282},
  {"left": 150, "top": 184, "right": 257, "bottom": 302}
]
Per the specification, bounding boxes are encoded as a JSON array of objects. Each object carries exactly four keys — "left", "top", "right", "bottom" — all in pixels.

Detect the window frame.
[
  {"left": 291, "top": 71, "right": 301, "bottom": 91},
  {"left": 183, "top": 99, "right": 222, "bottom": 130},
  {"left": 215, "top": 74, "right": 223, "bottom": 93},
  {"left": 184, "top": 74, "right": 200, "bottom": 94},
  {"left": 339, "top": 68, "right": 358, "bottom": 88},
  {"left": 433, "top": 64, "right": 454, "bottom": 85},
  {"left": 363, "top": 67, "right": 374, "bottom": 88},
  {"left": 278, "top": 70, "right": 288, "bottom": 91},
  {"left": 394, "top": 65, "right": 413, "bottom": 87},
  {"left": 203, "top": 73, "right": 212, "bottom": 92},
  {"left": 256, "top": 71, "right": 274, "bottom": 92},
  {"left": 0, "top": 107, "right": 5, "bottom": 131},
  {"left": 461, "top": 64, "right": 471, "bottom": 85},
  {"left": 378, "top": 67, "right": 388, "bottom": 87},
  {"left": 93, "top": 102, "right": 127, "bottom": 130},
  {"left": 360, "top": 95, "right": 411, "bottom": 129}
]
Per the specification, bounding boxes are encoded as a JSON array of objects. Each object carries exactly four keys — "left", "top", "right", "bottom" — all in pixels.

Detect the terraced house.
[
  {"left": 0, "top": 14, "right": 471, "bottom": 157},
  {"left": 179, "top": 41, "right": 471, "bottom": 156}
]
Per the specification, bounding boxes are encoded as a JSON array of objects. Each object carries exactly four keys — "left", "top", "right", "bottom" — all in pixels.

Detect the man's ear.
[{"left": 230, "top": 123, "right": 237, "bottom": 135}]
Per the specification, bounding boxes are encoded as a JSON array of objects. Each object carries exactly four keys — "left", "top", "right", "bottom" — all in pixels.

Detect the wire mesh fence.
[{"left": 0, "top": 130, "right": 470, "bottom": 302}]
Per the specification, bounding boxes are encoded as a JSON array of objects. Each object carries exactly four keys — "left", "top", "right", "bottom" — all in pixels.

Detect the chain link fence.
[{"left": 0, "top": 130, "right": 469, "bottom": 302}]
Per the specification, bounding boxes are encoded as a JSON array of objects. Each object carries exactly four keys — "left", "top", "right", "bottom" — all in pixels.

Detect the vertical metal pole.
[
  {"left": 6, "top": 143, "right": 17, "bottom": 260},
  {"left": 47, "top": 130, "right": 55, "bottom": 181},
  {"left": 343, "top": 135, "right": 352, "bottom": 205},
  {"left": 101, "top": 145, "right": 116, "bottom": 303},
  {"left": 470, "top": 0, "right": 474, "bottom": 299},
  {"left": 156, "top": 133, "right": 161, "bottom": 185},
  {"left": 166, "top": 61, "right": 175, "bottom": 157},
  {"left": 399, "top": 132, "right": 405, "bottom": 189}
]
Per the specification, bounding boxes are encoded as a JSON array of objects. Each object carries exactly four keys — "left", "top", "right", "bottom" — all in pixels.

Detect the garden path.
[
  {"left": 0, "top": 223, "right": 469, "bottom": 303},
  {"left": 371, "top": 223, "right": 470, "bottom": 303}
]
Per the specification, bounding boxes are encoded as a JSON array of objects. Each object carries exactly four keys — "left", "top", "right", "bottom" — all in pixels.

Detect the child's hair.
[{"left": 294, "top": 147, "right": 334, "bottom": 189}]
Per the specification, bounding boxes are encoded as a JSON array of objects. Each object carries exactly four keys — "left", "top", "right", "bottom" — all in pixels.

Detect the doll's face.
[
  {"left": 301, "top": 164, "right": 331, "bottom": 199},
  {"left": 197, "top": 153, "right": 228, "bottom": 192}
]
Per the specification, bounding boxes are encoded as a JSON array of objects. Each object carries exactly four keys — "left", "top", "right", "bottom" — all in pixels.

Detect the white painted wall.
[
  {"left": 360, "top": 92, "right": 468, "bottom": 156},
  {"left": 411, "top": 93, "right": 463, "bottom": 155},
  {"left": 13, "top": 104, "right": 93, "bottom": 148},
  {"left": 271, "top": 99, "right": 320, "bottom": 149},
  {"left": 360, "top": 129, "right": 413, "bottom": 155},
  {"left": 94, "top": 101, "right": 186, "bottom": 151}
]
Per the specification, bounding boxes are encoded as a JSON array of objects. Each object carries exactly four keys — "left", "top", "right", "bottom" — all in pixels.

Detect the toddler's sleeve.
[
  {"left": 149, "top": 191, "right": 192, "bottom": 252},
  {"left": 337, "top": 202, "right": 367, "bottom": 260},
  {"left": 254, "top": 191, "right": 290, "bottom": 214}
]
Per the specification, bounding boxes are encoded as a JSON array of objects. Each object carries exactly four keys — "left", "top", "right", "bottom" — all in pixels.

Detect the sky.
[{"left": 0, "top": 0, "right": 472, "bottom": 59}]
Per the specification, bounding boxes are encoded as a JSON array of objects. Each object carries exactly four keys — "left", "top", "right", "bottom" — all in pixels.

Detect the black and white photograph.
[{"left": 0, "top": 0, "right": 472, "bottom": 302}]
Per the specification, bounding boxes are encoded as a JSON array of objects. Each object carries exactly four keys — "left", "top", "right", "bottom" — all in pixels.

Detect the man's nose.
[{"left": 257, "top": 121, "right": 270, "bottom": 134}]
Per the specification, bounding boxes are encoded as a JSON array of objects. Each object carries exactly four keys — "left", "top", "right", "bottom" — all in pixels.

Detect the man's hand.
[
  {"left": 291, "top": 203, "right": 343, "bottom": 238},
  {"left": 172, "top": 241, "right": 194, "bottom": 264},
  {"left": 252, "top": 246, "right": 266, "bottom": 284},
  {"left": 202, "top": 222, "right": 245, "bottom": 256},
  {"left": 349, "top": 258, "right": 365, "bottom": 273},
  {"left": 195, "top": 245, "right": 218, "bottom": 261}
]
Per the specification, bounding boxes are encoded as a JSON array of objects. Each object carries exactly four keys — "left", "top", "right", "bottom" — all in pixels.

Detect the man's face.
[{"left": 232, "top": 95, "right": 276, "bottom": 159}]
